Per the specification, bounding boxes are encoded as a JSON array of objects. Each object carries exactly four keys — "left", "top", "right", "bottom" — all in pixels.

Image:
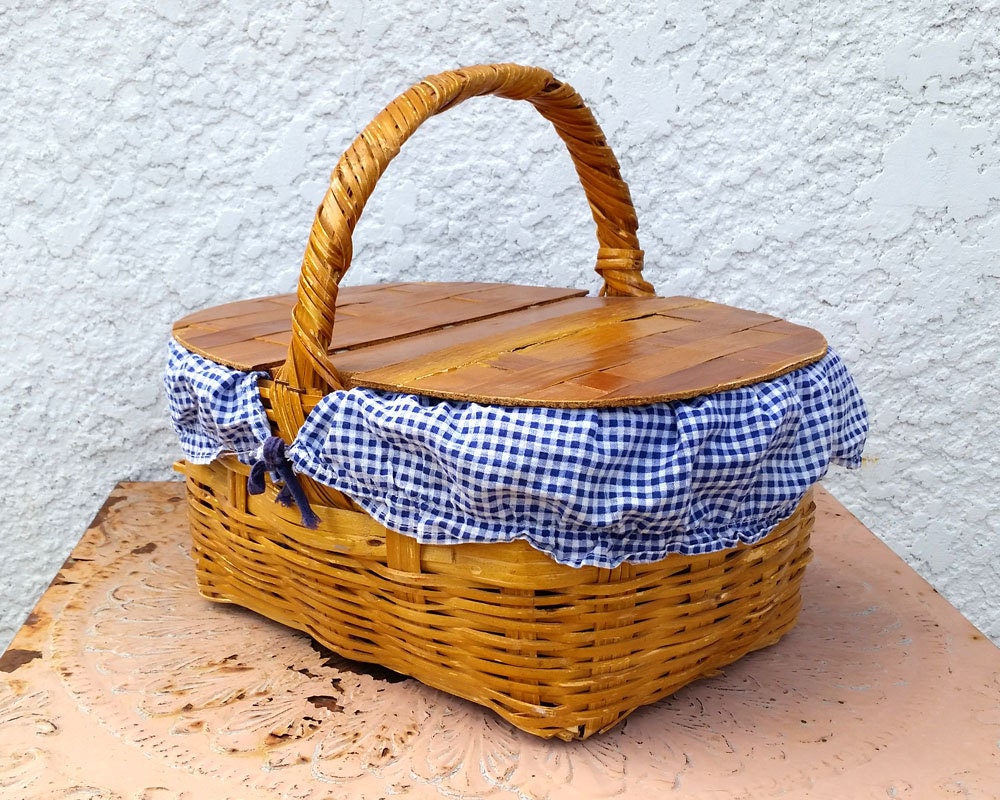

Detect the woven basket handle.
[{"left": 281, "top": 63, "right": 653, "bottom": 392}]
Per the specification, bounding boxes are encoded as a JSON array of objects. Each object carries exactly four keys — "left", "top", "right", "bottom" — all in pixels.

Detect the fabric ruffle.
[{"left": 165, "top": 338, "right": 868, "bottom": 568}]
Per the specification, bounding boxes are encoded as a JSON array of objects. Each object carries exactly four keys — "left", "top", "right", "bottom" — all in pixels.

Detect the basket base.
[{"left": 180, "top": 459, "right": 813, "bottom": 740}]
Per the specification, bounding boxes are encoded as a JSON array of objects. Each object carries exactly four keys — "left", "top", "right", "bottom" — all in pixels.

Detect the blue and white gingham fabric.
[
  {"left": 165, "top": 338, "right": 868, "bottom": 568},
  {"left": 165, "top": 341, "right": 272, "bottom": 463}
]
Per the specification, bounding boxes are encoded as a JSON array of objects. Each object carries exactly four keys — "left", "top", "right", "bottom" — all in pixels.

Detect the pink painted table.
[{"left": 2, "top": 483, "right": 999, "bottom": 799}]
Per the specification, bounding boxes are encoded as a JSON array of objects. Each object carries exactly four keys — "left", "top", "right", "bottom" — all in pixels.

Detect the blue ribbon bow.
[{"left": 247, "top": 436, "right": 320, "bottom": 529}]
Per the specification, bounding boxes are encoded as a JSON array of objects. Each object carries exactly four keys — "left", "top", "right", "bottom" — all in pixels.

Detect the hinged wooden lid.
[{"left": 173, "top": 281, "right": 827, "bottom": 408}]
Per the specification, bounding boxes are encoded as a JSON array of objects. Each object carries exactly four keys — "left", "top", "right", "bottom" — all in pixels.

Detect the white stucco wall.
[{"left": 2, "top": 1, "right": 998, "bottom": 651}]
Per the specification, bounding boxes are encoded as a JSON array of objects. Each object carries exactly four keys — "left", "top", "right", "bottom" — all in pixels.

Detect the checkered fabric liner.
[{"left": 165, "top": 338, "right": 868, "bottom": 568}]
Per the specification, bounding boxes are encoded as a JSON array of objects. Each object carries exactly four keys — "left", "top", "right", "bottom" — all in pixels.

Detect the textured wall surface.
[{"left": 2, "top": 1, "right": 998, "bottom": 651}]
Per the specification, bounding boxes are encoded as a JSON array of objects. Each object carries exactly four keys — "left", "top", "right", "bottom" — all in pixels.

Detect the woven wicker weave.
[{"left": 175, "top": 64, "right": 819, "bottom": 740}]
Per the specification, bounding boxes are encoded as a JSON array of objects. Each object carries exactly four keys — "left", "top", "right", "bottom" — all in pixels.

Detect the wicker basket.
[{"left": 173, "top": 64, "right": 826, "bottom": 740}]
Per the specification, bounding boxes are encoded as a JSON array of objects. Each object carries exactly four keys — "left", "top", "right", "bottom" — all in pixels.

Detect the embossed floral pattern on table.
[
  {"left": 49, "top": 540, "right": 676, "bottom": 798},
  {"left": 5, "top": 483, "right": 995, "bottom": 800},
  {"left": 0, "top": 684, "right": 57, "bottom": 791}
]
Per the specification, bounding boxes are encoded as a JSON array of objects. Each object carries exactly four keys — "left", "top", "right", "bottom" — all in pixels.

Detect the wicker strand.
[{"left": 279, "top": 63, "right": 650, "bottom": 395}]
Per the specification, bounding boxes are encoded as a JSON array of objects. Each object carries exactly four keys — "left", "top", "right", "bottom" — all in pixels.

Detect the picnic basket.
[{"left": 168, "top": 64, "right": 866, "bottom": 740}]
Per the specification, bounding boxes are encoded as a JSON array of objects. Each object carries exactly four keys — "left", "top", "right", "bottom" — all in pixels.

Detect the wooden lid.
[{"left": 173, "top": 282, "right": 827, "bottom": 407}]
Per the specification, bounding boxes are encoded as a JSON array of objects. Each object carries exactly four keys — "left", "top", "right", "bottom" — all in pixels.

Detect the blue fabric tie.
[{"left": 248, "top": 436, "right": 320, "bottom": 529}]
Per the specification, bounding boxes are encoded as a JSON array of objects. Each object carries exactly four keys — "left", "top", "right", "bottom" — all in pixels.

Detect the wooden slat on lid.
[
  {"left": 173, "top": 283, "right": 587, "bottom": 370},
  {"left": 173, "top": 282, "right": 828, "bottom": 407}
]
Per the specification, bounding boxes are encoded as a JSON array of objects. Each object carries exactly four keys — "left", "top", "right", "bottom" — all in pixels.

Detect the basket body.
[
  {"left": 180, "top": 457, "right": 814, "bottom": 741},
  {"left": 167, "top": 64, "right": 863, "bottom": 740}
]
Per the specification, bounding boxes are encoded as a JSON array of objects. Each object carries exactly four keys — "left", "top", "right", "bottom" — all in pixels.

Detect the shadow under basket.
[{"left": 180, "top": 457, "right": 814, "bottom": 741}]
